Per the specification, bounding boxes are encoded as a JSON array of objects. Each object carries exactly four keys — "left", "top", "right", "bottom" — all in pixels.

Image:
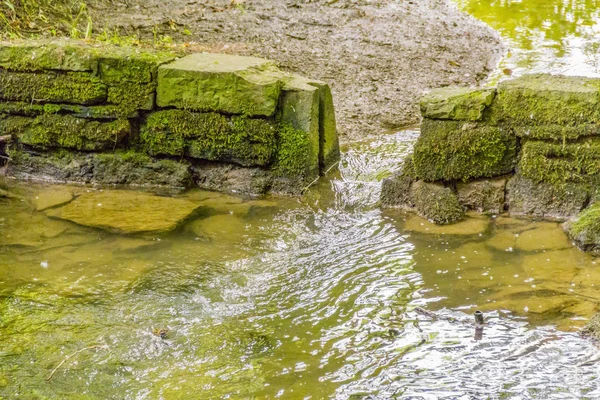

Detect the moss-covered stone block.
[
  {"left": 0, "top": 101, "right": 138, "bottom": 119},
  {"left": 519, "top": 138, "right": 600, "bottom": 185},
  {"left": 492, "top": 74, "right": 600, "bottom": 126},
  {"left": 3, "top": 115, "right": 129, "bottom": 151},
  {"left": 140, "top": 110, "right": 277, "bottom": 166},
  {"left": 107, "top": 82, "right": 155, "bottom": 110},
  {"left": 156, "top": 53, "right": 282, "bottom": 116},
  {"left": 381, "top": 156, "right": 416, "bottom": 207},
  {"left": 564, "top": 203, "right": 600, "bottom": 253},
  {"left": 420, "top": 87, "right": 495, "bottom": 121},
  {"left": 98, "top": 50, "right": 177, "bottom": 84},
  {"left": 0, "top": 71, "right": 107, "bottom": 105},
  {"left": 409, "top": 180, "right": 464, "bottom": 225},
  {"left": 0, "top": 40, "right": 97, "bottom": 72},
  {"left": 507, "top": 173, "right": 588, "bottom": 220},
  {"left": 413, "top": 119, "right": 517, "bottom": 182},
  {"left": 512, "top": 124, "right": 600, "bottom": 141},
  {"left": 456, "top": 176, "right": 507, "bottom": 213}
]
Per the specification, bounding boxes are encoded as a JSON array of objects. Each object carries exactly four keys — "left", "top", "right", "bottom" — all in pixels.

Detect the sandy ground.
[{"left": 90, "top": 0, "right": 503, "bottom": 141}]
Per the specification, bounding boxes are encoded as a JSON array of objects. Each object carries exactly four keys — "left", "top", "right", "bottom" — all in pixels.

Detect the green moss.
[
  {"left": 381, "top": 155, "right": 416, "bottom": 207},
  {"left": 0, "top": 70, "right": 107, "bottom": 105},
  {"left": 140, "top": 110, "right": 277, "bottom": 166},
  {"left": 0, "top": 41, "right": 97, "bottom": 72},
  {"left": 3, "top": 115, "right": 130, "bottom": 151},
  {"left": 409, "top": 180, "right": 464, "bottom": 225},
  {"left": 107, "top": 82, "right": 155, "bottom": 110},
  {"left": 413, "top": 119, "right": 517, "bottom": 182},
  {"left": 272, "top": 122, "right": 313, "bottom": 177},
  {"left": 98, "top": 50, "right": 177, "bottom": 84},
  {"left": 511, "top": 124, "right": 600, "bottom": 141},
  {"left": 566, "top": 203, "right": 600, "bottom": 253},
  {"left": 0, "top": 101, "right": 137, "bottom": 118},
  {"left": 519, "top": 138, "right": 600, "bottom": 186},
  {"left": 420, "top": 87, "right": 496, "bottom": 121},
  {"left": 491, "top": 74, "right": 600, "bottom": 126}
]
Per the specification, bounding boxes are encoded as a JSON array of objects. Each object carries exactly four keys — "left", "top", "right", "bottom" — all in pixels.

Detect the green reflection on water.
[{"left": 456, "top": 0, "right": 600, "bottom": 79}]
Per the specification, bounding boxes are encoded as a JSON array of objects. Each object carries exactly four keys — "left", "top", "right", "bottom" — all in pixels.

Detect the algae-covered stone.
[
  {"left": 413, "top": 119, "right": 517, "bottom": 181},
  {"left": 5, "top": 115, "right": 130, "bottom": 151},
  {"left": 97, "top": 49, "right": 177, "bottom": 84},
  {"left": 507, "top": 173, "right": 588, "bottom": 220},
  {"left": 31, "top": 186, "right": 74, "bottom": 211},
  {"left": 157, "top": 53, "right": 282, "bottom": 116},
  {"left": 0, "top": 40, "right": 97, "bottom": 72},
  {"left": 45, "top": 190, "right": 200, "bottom": 234},
  {"left": 191, "top": 162, "right": 272, "bottom": 196},
  {"left": 564, "top": 203, "right": 600, "bottom": 253},
  {"left": 0, "top": 101, "right": 138, "bottom": 119},
  {"left": 518, "top": 138, "right": 600, "bottom": 186},
  {"left": 420, "top": 87, "right": 495, "bottom": 121},
  {"left": 403, "top": 213, "right": 488, "bottom": 235},
  {"left": 0, "top": 71, "right": 107, "bottom": 105},
  {"left": 380, "top": 156, "right": 416, "bottom": 207},
  {"left": 141, "top": 110, "right": 277, "bottom": 166},
  {"left": 409, "top": 180, "right": 464, "bottom": 224},
  {"left": 107, "top": 82, "right": 155, "bottom": 110},
  {"left": 5, "top": 149, "right": 192, "bottom": 188},
  {"left": 492, "top": 74, "right": 600, "bottom": 126},
  {"left": 456, "top": 176, "right": 507, "bottom": 213},
  {"left": 512, "top": 124, "right": 600, "bottom": 141}
]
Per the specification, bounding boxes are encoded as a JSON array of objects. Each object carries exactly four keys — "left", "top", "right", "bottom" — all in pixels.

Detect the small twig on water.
[{"left": 46, "top": 345, "right": 106, "bottom": 381}]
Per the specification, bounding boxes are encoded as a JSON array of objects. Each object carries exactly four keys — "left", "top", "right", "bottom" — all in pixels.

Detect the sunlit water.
[
  {"left": 456, "top": 0, "right": 600, "bottom": 80},
  {"left": 1, "top": 130, "right": 600, "bottom": 399}
]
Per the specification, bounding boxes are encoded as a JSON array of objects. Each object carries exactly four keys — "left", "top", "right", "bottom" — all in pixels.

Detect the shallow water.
[
  {"left": 456, "top": 0, "right": 600, "bottom": 80},
  {"left": 1, "top": 131, "right": 600, "bottom": 399}
]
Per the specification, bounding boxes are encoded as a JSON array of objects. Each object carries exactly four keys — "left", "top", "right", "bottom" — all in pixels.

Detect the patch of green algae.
[{"left": 566, "top": 203, "right": 600, "bottom": 253}]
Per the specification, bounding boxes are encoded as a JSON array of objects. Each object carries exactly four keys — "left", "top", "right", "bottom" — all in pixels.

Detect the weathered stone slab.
[
  {"left": 45, "top": 190, "right": 200, "bottom": 234},
  {"left": 5, "top": 149, "right": 192, "bottom": 188},
  {"left": 0, "top": 71, "right": 107, "bottom": 105},
  {"left": 492, "top": 74, "right": 600, "bottom": 126},
  {"left": 456, "top": 176, "right": 507, "bottom": 213},
  {"left": 0, "top": 40, "right": 97, "bottom": 72},
  {"left": 380, "top": 156, "right": 416, "bottom": 207},
  {"left": 512, "top": 124, "right": 600, "bottom": 141},
  {"left": 564, "top": 203, "right": 600, "bottom": 253},
  {"left": 413, "top": 119, "right": 517, "bottom": 182},
  {"left": 519, "top": 138, "right": 600, "bottom": 186},
  {"left": 97, "top": 49, "right": 177, "bottom": 84},
  {"left": 0, "top": 101, "right": 138, "bottom": 119},
  {"left": 31, "top": 187, "right": 75, "bottom": 211},
  {"left": 107, "top": 82, "right": 155, "bottom": 110},
  {"left": 507, "top": 174, "right": 588, "bottom": 220},
  {"left": 409, "top": 180, "right": 464, "bottom": 225},
  {"left": 420, "top": 87, "right": 495, "bottom": 121},
  {"left": 140, "top": 110, "right": 277, "bottom": 167},
  {"left": 3, "top": 115, "right": 130, "bottom": 151},
  {"left": 157, "top": 53, "right": 282, "bottom": 116},
  {"left": 190, "top": 163, "right": 272, "bottom": 196}
]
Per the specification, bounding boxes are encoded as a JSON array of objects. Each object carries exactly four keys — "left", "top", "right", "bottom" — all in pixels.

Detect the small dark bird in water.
[{"left": 152, "top": 328, "right": 169, "bottom": 339}]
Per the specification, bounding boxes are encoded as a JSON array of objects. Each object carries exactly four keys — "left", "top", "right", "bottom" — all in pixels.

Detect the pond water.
[
  {"left": 2, "top": 131, "right": 600, "bottom": 399},
  {"left": 4, "top": 1, "right": 600, "bottom": 399},
  {"left": 456, "top": 0, "right": 600, "bottom": 80}
]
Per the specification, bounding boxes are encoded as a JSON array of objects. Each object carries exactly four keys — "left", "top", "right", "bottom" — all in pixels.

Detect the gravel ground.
[{"left": 90, "top": 0, "right": 503, "bottom": 141}]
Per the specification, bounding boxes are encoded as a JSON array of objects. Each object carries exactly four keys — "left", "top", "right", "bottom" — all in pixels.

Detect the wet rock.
[
  {"left": 457, "top": 176, "right": 507, "bottom": 213},
  {"left": 157, "top": 53, "right": 281, "bottom": 116},
  {"left": 191, "top": 162, "right": 272, "bottom": 196},
  {"left": 404, "top": 214, "right": 488, "bottom": 235},
  {"left": 380, "top": 156, "right": 416, "bottom": 208},
  {"left": 491, "top": 74, "right": 600, "bottom": 127},
  {"left": 564, "top": 203, "right": 600, "bottom": 253},
  {"left": 485, "top": 229, "right": 518, "bottom": 251},
  {"left": 187, "top": 214, "right": 247, "bottom": 242},
  {"left": 413, "top": 119, "right": 517, "bottom": 182},
  {"left": 507, "top": 174, "right": 588, "bottom": 220},
  {"left": 420, "top": 87, "right": 495, "bottom": 121},
  {"left": 31, "top": 186, "right": 74, "bottom": 211},
  {"left": 409, "top": 180, "right": 464, "bottom": 225},
  {"left": 45, "top": 190, "right": 200, "bottom": 234}
]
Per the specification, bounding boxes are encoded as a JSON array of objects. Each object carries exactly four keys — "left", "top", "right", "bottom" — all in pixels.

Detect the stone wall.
[
  {"left": 0, "top": 40, "right": 339, "bottom": 196},
  {"left": 381, "top": 74, "right": 600, "bottom": 251}
]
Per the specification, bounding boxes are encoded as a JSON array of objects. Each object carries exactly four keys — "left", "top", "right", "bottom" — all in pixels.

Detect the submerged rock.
[
  {"left": 403, "top": 213, "right": 488, "bottom": 235},
  {"left": 564, "top": 203, "right": 600, "bottom": 253},
  {"left": 45, "top": 190, "right": 200, "bottom": 234},
  {"left": 31, "top": 186, "right": 74, "bottom": 211},
  {"left": 409, "top": 180, "right": 464, "bottom": 225}
]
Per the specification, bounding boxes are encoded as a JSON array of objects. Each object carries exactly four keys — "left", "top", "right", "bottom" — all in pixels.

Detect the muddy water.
[
  {"left": 1, "top": 131, "right": 600, "bottom": 399},
  {"left": 456, "top": 0, "right": 600, "bottom": 80}
]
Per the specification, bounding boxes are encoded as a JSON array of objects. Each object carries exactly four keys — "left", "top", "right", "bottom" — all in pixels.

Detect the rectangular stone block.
[
  {"left": 492, "top": 74, "right": 600, "bottom": 126},
  {"left": 512, "top": 124, "right": 600, "bottom": 141},
  {"left": 0, "top": 71, "right": 107, "bottom": 105},
  {"left": 98, "top": 50, "right": 177, "bottom": 84},
  {"left": 519, "top": 138, "right": 600, "bottom": 185},
  {"left": 0, "top": 101, "right": 138, "bottom": 119},
  {"left": 107, "top": 82, "right": 155, "bottom": 110},
  {"left": 420, "top": 87, "right": 496, "bottom": 121},
  {"left": 413, "top": 119, "right": 517, "bottom": 182},
  {"left": 156, "top": 53, "right": 282, "bottom": 116},
  {"left": 0, "top": 40, "right": 97, "bottom": 72},
  {"left": 140, "top": 110, "right": 277, "bottom": 167},
  {"left": 456, "top": 176, "right": 507, "bottom": 213},
  {"left": 2, "top": 114, "right": 130, "bottom": 151}
]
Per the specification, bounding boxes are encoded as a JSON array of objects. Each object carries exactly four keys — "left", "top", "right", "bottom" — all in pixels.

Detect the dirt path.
[{"left": 90, "top": 0, "right": 502, "bottom": 141}]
